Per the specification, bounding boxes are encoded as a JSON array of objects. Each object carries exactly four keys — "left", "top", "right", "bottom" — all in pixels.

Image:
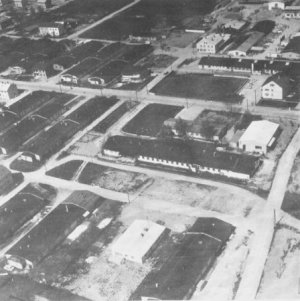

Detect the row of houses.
[
  {"left": 103, "top": 135, "right": 262, "bottom": 180},
  {"left": 199, "top": 56, "right": 300, "bottom": 74}
]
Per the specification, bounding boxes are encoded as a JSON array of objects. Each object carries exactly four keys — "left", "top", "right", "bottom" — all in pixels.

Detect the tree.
[{"left": 174, "top": 118, "right": 187, "bottom": 137}]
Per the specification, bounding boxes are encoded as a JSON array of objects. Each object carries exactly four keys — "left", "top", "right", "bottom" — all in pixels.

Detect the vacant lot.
[
  {"left": 257, "top": 225, "right": 300, "bottom": 299},
  {"left": 46, "top": 160, "right": 84, "bottom": 181},
  {"left": 137, "top": 54, "right": 177, "bottom": 70},
  {"left": 78, "top": 162, "right": 152, "bottom": 193},
  {"left": 151, "top": 73, "right": 247, "bottom": 103},
  {"left": 122, "top": 103, "right": 183, "bottom": 137},
  {"left": 65, "top": 204, "right": 197, "bottom": 301},
  {"left": 80, "top": 0, "right": 216, "bottom": 40},
  {"left": 140, "top": 178, "right": 264, "bottom": 217}
]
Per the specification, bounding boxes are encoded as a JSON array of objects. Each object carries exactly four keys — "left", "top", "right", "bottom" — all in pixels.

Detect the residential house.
[
  {"left": 196, "top": 33, "right": 230, "bottom": 54},
  {"left": 39, "top": 22, "right": 65, "bottom": 37},
  {"left": 35, "top": 0, "right": 51, "bottom": 10},
  {"left": 238, "top": 120, "right": 280, "bottom": 154},
  {"left": 0, "top": 82, "right": 18, "bottom": 103},
  {"left": 268, "top": 0, "right": 286, "bottom": 10},
  {"left": 261, "top": 72, "right": 292, "bottom": 99},
  {"left": 121, "top": 66, "right": 149, "bottom": 83},
  {"left": 32, "top": 61, "right": 53, "bottom": 80},
  {"left": 111, "top": 220, "right": 167, "bottom": 265}
]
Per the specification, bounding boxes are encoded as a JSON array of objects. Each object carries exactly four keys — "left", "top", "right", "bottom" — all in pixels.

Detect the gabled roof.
[
  {"left": 263, "top": 72, "right": 292, "bottom": 91},
  {"left": 283, "top": 36, "right": 300, "bottom": 54}
]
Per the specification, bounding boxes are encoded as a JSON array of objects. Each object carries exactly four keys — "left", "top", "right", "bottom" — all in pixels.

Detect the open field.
[
  {"left": 46, "top": 160, "right": 84, "bottom": 181},
  {"left": 140, "top": 178, "right": 264, "bottom": 217},
  {"left": 78, "top": 162, "right": 152, "bottom": 193},
  {"left": 122, "top": 103, "right": 183, "bottom": 137},
  {"left": 14, "top": 0, "right": 133, "bottom": 33},
  {"left": 80, "top": 0, "right": 216, "bottom": 40},
  {"left": 151, "top": 73, "right": 247, "bottom": 103},
  {"left": 257, "top": 225, "right": 300, "bottom": 299},
  {"left": 137, "top": 54, "right": 177, "bottom": 70}
]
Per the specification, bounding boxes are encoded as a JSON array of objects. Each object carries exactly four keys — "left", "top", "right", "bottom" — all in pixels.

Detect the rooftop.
[
  {"left": 112, "top": 219, "right": 166, "bottom": 262},
  {"left": 104, "top": 135, "right": 261, "bottom": 176},
  {"left": 239, "top": 120, "right": 279, "bottom": 144}
]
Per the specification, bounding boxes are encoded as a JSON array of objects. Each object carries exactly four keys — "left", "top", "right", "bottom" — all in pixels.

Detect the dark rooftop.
[{"left": 104, "top": 135, "right": 261, "bottom": 176}]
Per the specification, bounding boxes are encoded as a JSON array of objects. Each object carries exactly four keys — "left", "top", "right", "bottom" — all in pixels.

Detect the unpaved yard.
[
  {"left": 78, "top": 162, "right": 152, "bottom": 193},
  {"left": 140, "top": 178, "right": 264, "bottom": 217},
  {"left": 64, "top": 203, "right": 196, "bottom": 301},
  {"left": 257, "top": 225, "right": 300, "bottom": 299}
]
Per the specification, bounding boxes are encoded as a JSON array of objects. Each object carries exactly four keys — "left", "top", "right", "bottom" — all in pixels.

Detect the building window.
[{"left": 255, "top": 145, "right": 262, "bottom": 150}]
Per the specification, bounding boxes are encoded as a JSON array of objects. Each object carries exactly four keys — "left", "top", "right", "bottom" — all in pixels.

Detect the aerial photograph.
[{"left": 0, "top": 0, "right": 299, "bottom": 300}]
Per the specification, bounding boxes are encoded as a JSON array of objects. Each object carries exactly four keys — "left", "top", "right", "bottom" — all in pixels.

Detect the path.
[
  {"left": 67, "top": 0, "right": 140, "bottom": 39},
  {"left": 236, "top": 127, "right": 300, "bottom": 300}
]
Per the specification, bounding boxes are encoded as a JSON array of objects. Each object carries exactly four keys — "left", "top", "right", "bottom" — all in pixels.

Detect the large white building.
[
  {"left": 238, "top": 120, "right": 280, "bottom": 154},
  {"left": 0, "top": 82, "right": 18, "bottom": 103},
  {"left": 196, "top": 34, "right": 230, "bottom": 54},
  {"left": 111, "top": 220, "right": 167, "bottom": 265}
]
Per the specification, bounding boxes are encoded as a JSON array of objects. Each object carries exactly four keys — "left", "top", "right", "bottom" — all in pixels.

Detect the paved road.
[
  {"left": 67, "top": 0, "right": 140, "bottom": 39},
  {"left": 6, "top": 78, "right": 300, "bottom": 122},
  {"left": 235, "top": 127, "right": 300, "bottom": 300}
]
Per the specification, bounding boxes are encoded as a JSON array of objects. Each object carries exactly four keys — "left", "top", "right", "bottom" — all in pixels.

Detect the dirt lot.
[
  {"left": 151, "top": 73, "right": 247, "bottom": 103},
  {"left": 65, "top": 202, "right": 196, "bottom": 301},
  {"left": 78, "top": 162, "right": 152, "bottom": 193},
  {"left": 257, "top": 225, "right": 300, "bottom": 299},
  {"left": 46, "top": 160, "right": 84, "bottom": 180},
  {"left": 139, "top": 178, "right": 264, "bottom": 217},
  {"left": 137, "top": 54, "right": 177, "bottom": 70}
]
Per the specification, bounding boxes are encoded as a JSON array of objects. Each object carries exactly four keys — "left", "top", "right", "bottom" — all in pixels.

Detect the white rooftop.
[
  {"left": 175, "top": 106, "right": 204, "bottom": 122},
  {"left": 224, "top": 20, "right": 246, "bottom": 30},
  {"left": 0, "top": 82, "right": 12, "bottom": 92},
  {"left": 239, "top": 120, "right": 279, "bottom": 145},
  {"left": 198, "top": 33, "right": 230, "bottom": 46},
  {"left": 111, "top": 219, "right": 166, "bottom": 264}
]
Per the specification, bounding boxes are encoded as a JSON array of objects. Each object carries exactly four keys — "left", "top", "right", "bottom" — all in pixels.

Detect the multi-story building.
[
  {"left": 39, "top": 22, "right": 65, "bottom": 37},
  {"left": 196, "top": 34, "right": 230, "bottom": 54}
]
